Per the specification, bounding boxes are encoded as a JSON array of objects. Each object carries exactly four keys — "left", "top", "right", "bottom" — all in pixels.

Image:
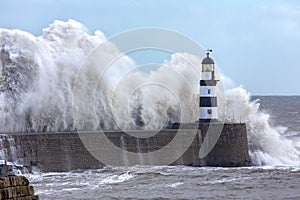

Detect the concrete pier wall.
[{"left": 1, "top": 123, "right": 250, "bottom": 172}]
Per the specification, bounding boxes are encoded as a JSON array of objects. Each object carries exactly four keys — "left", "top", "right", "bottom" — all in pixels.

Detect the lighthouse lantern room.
[{"left": 199, "top": 50, "right": 219, "bottom": 122}]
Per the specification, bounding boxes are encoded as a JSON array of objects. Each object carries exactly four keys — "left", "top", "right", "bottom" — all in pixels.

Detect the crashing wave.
[{"left": 0, "top": 19, "right": 299, "bottom": 166}]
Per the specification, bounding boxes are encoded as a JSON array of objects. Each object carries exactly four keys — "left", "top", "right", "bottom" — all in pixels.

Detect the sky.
[{"left": 0, "top": 0, "right": 300, "bottom": 95}]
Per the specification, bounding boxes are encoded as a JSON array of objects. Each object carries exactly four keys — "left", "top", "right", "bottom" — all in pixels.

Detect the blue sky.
[{"left": 1, "top": 0, "right": 300, "bottom": 95}]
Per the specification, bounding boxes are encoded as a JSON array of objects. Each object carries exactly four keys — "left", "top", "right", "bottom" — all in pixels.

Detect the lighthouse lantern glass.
[{"left": 202, "top": 64, "right": 214, "bottom": 72}]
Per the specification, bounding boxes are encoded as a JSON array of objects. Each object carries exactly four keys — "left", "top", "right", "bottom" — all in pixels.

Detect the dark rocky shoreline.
[{"left": 0, "top": 163, "right": 38, "bottom": 200}]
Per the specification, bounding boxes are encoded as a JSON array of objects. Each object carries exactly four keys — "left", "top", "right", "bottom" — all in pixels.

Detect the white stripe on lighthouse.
[
  {"left": 200, "top": 85, "right": 216, "bottom": 97},
  {"left": 200, "top": 107, "right": 218, "bottom": 119}
]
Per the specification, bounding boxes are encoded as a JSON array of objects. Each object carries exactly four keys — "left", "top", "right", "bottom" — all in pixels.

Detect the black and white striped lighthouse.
[{"left": 199, "top": 50, "right": 219, "bottom": 122}]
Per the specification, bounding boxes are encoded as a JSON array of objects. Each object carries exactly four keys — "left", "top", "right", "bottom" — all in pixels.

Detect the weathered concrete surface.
[
  {"left": 11, "top": 132, "right": 103, "bottom": 172},
  {"left": 171, "top": 123, "right": 250, "bottom": 167},
  {"left": 199, "top": 123, "right": 250, "bottom": 167},
  {"left": 2, "top": 123, "right": 250, "bottom": 172}
]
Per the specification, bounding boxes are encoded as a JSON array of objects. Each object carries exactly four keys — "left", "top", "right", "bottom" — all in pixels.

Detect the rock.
[
  {"left": 0, "top": 161, "right": 31, "bottom": 177},
  {"left": 0, "top": 175, "right": 38, "bottom": 200}
]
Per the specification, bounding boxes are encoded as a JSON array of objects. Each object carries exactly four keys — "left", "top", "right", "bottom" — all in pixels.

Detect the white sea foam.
[
  {"left": 99, "top": 171, "right": 135, "bottom": 185},
  {"left": 0, "top": 19, "right": 299, "bottom": 166},
  {"left": 167, "top": 182, "right": 184, "bottom": 188},
  {"left": 225, "top": 88, "right": 300, "bottom": 166}
]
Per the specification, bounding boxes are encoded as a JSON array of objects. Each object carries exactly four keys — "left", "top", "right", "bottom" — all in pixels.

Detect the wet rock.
[
  {"left": 0, "top": 161, "right": 31, "bottom": 176},
  {"left": 0, "top": 175, "right": 39, "bottom": 200}
]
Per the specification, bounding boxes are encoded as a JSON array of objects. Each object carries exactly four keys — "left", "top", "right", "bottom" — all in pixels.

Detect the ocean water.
[
  {"left": 27, "top": 96, "right": 300, "bottom": 200},
  {"left": 28, "top": 165, "right": 300, "bottom": 200}
]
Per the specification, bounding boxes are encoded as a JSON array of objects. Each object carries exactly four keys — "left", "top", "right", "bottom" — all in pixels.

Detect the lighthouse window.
[
  {"left": 208, "top": 89, "right": 211, "bottom": 94},
  {"left": 203, "top": 64, "right": 213, "bottom": 71}
]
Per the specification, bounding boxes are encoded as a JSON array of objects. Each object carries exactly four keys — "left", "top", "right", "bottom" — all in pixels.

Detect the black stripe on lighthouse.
[
  {"left": 200, "top": 80, "right": 218, "bottom": 86},
  {"left": 200, "top": 97, "right": 218, "bottom": 107}
]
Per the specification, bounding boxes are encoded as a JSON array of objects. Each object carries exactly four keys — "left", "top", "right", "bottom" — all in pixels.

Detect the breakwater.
[{"left": 1, "top": 123, "right": 250, "bottom": 172}]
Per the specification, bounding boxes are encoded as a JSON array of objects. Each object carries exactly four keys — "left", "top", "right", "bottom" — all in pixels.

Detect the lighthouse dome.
[{"left": 201, "top": 53, "right": 215, "bottom": 64}]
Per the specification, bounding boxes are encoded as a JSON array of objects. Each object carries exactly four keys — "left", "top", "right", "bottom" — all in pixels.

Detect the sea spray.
[
  {"left": 0, "top": 20, "right": 202, "bottom": 132},
  {"left": 0, "top": 19, "right": 299, "bottom": 166},
  {"left": 225, "top": 87, "right": 300, "bottom": 166},
  {"left": 0, "top": 135, "right": 17, "bottom": 161},
  {"left": 0, "top": 20, "right": 102, "bottom": 132}
]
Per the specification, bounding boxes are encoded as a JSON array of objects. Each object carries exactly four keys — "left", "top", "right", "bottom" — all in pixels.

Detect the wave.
[
  {"left": 0, "top": 19, "right": 299, "bottom": 166},
  {"left": 225, "top": 88, "right": 300, "bottom": 166}
]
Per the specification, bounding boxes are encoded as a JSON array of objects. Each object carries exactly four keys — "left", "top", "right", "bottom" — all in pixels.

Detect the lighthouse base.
[{"left": 197, "top": 118, "right": 220, "bottom": 123}]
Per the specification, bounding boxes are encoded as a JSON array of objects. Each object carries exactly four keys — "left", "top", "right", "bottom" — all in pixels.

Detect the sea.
[{"left": 26, "top": 96, "right": 300, "bottom": 200}]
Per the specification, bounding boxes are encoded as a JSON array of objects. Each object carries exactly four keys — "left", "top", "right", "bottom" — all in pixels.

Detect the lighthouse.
[{"left": 199, "top": 50, "right": 219, "bottom": 122}]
